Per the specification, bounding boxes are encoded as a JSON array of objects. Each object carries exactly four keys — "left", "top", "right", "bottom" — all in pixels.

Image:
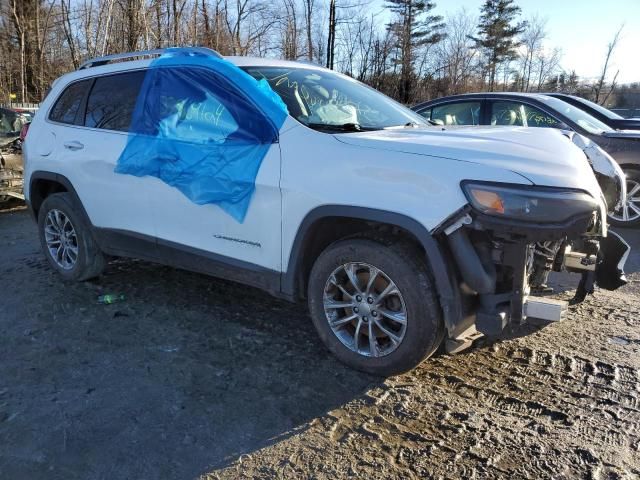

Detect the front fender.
[{"left": 281, "top": 205, "right": 463, "bottom": 336}]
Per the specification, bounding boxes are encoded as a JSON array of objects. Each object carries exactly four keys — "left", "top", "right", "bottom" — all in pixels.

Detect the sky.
[{"left": 370, "top": 0, "right": 640, "bottom": 84}]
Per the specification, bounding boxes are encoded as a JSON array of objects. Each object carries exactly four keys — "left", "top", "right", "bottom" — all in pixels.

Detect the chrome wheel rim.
[
  {"left": 610, "top": 177, "right": 640, "bottom": 223},
  {"left": 44, "top": 209, "right": 78, "bottom": 270},
  {"left": 323, "top": 262, "right": 407, "bottom": 357}
]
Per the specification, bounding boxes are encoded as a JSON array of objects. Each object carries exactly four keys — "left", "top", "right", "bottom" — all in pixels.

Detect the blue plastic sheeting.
[{"left": 115, "top": 49, "right": 289, "bottom": 222}]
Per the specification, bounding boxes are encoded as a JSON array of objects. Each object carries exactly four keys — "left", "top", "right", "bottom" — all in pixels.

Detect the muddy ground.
[{"left": 0, "top": 203, "right": 639, "bottom": 480}]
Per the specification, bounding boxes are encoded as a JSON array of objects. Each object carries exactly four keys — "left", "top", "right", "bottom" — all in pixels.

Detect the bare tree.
[
  {"left": 280, "top": 0, "right": 300, "bottom": 59},
  {"left": 302, "top": 0, "right": 315, "bottom": 60},
  {"left": 594, "top": 24, "right": 623, "bottom": 105},
  {"left": 0, "top": 0, "right": 618, "bottom": 111},
  {"left": 326, "top": 0, "right": 336, "bottom": 68},
  {"left": 518, "top": 14, "right": 546, "bottom": 92},
  {"left": 533, "top": 46, "right": 561, "bottom": 91},
  {"left": 60, "top": 0, "right": 79, "bottom": 68},
  {"left": 436, "top": 8, "right": 477, "bottom": 95}
]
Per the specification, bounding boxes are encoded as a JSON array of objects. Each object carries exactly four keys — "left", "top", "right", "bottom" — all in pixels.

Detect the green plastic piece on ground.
[{"left": 97, "top": 294, "right": 126, "bottom": 305}]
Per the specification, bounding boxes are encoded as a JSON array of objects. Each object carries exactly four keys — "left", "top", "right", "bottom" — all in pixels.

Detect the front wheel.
[
  {"left": 308, "top": 237, "right": 444, "bottom": 376},
  {"left": 609, "top": 167, "right": 640, "bottom": 227}
]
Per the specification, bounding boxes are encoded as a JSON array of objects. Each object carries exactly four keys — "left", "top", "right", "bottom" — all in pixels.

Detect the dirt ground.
[{"left": 0, "top": 203, "right": 639, "bottom": 480}]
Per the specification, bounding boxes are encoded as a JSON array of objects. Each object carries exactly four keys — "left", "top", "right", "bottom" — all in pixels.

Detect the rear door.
[{"left": 49, "top": 70, "right": 156, "bottom": 242}]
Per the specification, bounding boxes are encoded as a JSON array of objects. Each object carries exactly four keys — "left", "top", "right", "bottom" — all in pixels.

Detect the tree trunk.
[
  {"left": 304, "top": 0, "right": 313, "bottom": 61},
  {"left": 326, "top": 0, "right": 335, "bottom": 69}
]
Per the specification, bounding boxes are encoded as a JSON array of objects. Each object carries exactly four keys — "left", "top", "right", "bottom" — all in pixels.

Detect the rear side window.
[
  {"left": 84, "top": 71, "right": 145, "bottom": 131},
  {"left": 49, "top": 80, "right": 91, "bottom": 124},
  {"left": 431, "top": 101, "right": 481, "bottom": 126}
]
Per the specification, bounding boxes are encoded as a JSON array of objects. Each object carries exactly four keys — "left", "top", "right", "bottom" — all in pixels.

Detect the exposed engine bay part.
[
  {"left": 447, "top": 227, "right": 496, "bottom": 295},
  {"left": 442, "top": 208, "right": 629, "bottom": 341},
  {"left": 595, "top": 231, "right": 629, "bottom": 291},
  {"left": 563, "top": 247, "right": 597, "bottom": 272},
  {"left": 530, "top": 240, "right": 561, "bottom": 292},
  {"left": 445, "top": 324, "right": 484, "bottom": 354},
  {"left": 524, "top": 297, "right": 567, "bottom": 322}
]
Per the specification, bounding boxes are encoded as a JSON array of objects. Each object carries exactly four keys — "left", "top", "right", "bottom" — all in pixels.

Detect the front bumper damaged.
[{"left": 441, "top": 207, "right": 630, "bottom": 340}]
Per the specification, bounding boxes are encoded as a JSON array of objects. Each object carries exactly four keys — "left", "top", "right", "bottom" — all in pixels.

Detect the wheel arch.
[
  {"left": 620, "top": 162, "right": 640, "bottom": 171},
  {"left": 282, "top": 205, "right": 461, "bottom": 332},
  {"left": 28, "top": 171, "right": 92, "bottom": 227}
]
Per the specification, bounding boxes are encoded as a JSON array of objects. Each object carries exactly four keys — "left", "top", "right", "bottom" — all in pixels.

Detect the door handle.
[{"left": 64, "top": 141, "right": 84, "bottom": 151}]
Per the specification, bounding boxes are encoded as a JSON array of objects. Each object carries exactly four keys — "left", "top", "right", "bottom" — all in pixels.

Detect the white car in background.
[{"left": 23, "top": 48, "right": 629, "bottom": 375}]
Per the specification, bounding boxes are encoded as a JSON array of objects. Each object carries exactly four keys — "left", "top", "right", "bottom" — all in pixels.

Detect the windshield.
[
  {"left": 542, "top": 97, "right": 613, "bottom": 135},
  {"left": 241, "top": 66, "right": 427, "bottom": 132},
  {"left": 571, "top": 96, "right": 624, "bottom": 120}
]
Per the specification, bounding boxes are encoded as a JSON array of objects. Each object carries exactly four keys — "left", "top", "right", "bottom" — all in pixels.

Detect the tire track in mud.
[
  {"left": 407, "top": 344, "right": 640, "bottom": 474},
  {"left": 500, "top": 347, "right": 640, "bottom": 412},
  {"left": 216, "top": 335, "right": 640, "bottom": 479},
  {"left": 293, "top": 340, "right": 640, "bottom": 479}
]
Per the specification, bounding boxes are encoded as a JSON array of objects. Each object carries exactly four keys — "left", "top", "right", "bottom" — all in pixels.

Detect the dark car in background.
[
  {"left": 547, "top": 93, "right": 640, "bottom": 131},
  {"left": 412, "top": 93, "right": 640, "bottom": 227}
]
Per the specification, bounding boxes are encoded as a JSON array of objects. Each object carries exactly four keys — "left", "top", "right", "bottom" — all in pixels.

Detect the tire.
[
  {"left": 608, "top": 167, "right": 640, "bottom": 228},
  {"left": 308, "top": 237, "right": 444, "bottom": 376},
  {"left": 37, "top": 192, "right": 105, "bottom": 281}
]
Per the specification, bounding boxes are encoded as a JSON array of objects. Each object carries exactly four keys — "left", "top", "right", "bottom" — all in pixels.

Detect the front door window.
[{"left": 490, "top": 101, "right": 561, "bottom": 128}]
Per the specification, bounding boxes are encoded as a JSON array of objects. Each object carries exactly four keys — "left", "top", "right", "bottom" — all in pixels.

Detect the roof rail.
[{"left": 78, "top": 47, "right": 223, "bottom": 70}]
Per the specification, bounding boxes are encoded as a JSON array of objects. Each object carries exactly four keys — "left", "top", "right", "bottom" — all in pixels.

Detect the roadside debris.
[
  {"left": 97, "top": 294, "right": 126, "bottom": 305},
  {"left": 0, "top": 168, "right": 23, "bottom": 203}
]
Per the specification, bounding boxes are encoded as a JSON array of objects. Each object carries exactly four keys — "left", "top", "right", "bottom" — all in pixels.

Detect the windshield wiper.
[
  {"left": 304, "top": 122, "right": 378, "bottom": 132},
  {"left": 384, "top": 121, "right": 426, "bottom": 129}
]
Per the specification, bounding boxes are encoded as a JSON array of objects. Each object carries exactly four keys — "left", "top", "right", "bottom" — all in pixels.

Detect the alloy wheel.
[
  {"left": 610, "top": 177, "right": 640, "bottom": 223},
  {"left": 44, "top": 209, "right": 78, "bottom": 270},
  {"left": 323, "top": 262, "right": 408, "bottom": 357}
]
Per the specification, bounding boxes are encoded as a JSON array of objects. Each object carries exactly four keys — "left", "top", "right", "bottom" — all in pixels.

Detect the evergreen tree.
[
  {"left": 386, "top": 0, "right": 445, "bottom": 103},
  {"left": 471, "top": 0, "right": 526, "bottom": 91}
]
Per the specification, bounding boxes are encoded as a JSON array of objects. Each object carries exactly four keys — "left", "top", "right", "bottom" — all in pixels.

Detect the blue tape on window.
[{"left": 115, "top": 49, "right": 288, "bottom": 222}]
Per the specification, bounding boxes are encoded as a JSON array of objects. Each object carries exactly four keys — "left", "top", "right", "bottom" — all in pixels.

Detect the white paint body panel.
[
  {"left": 24, "top": 56, "right": 608, "bottom": 276},
  {"left": 147, "top": 144, "right": 282, "bottom": 270},
  {"left": 277, "top": 120, "right": 532, "bottom": 271}
]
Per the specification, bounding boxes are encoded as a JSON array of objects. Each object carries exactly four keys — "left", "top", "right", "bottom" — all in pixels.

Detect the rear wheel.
[
  {"left": 38, "top": 193, "right": 105, "bottom": 281},
  {"left": 609, "top": 167, "right": 640, "bottom": 227},
  {"left": 308, "top": 237, "right": 444, "bottom": 376}
]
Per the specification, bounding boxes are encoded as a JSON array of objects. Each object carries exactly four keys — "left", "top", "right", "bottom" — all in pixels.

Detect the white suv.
[{"left": 24, "top": 48, "right": 629, "bottom": 375}]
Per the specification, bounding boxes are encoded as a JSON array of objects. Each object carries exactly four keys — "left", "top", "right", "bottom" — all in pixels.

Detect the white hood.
[{"left": 334, "top": 125, "right": 603, "bottom": 199}]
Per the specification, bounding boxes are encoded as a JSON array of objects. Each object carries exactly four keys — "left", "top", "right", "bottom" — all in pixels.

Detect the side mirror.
[{"left": 428, "top": 119, "right": 444, "bottom": 126}]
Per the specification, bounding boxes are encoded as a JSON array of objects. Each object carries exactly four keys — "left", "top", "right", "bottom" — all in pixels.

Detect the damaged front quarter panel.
[
  {"left": 565, "top": 131, "right": 627, "bottom": 212},
  {"left": 439, "top": 186, "right": 630, "bottom": 342}
]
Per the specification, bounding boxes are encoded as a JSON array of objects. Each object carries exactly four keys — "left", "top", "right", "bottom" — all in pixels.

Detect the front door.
[{"left": 137, "top": 66, "right": 283, "bottom": 273}]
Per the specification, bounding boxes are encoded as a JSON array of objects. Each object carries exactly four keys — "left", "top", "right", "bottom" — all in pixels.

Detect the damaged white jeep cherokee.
[{"left": 24, "top": 48, "right": 629, "bottom": 375}]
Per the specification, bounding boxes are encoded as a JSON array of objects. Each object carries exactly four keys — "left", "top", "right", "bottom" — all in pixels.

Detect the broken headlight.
[{"left": 461, "top": 181, "right": 599, "bottom": 223}]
